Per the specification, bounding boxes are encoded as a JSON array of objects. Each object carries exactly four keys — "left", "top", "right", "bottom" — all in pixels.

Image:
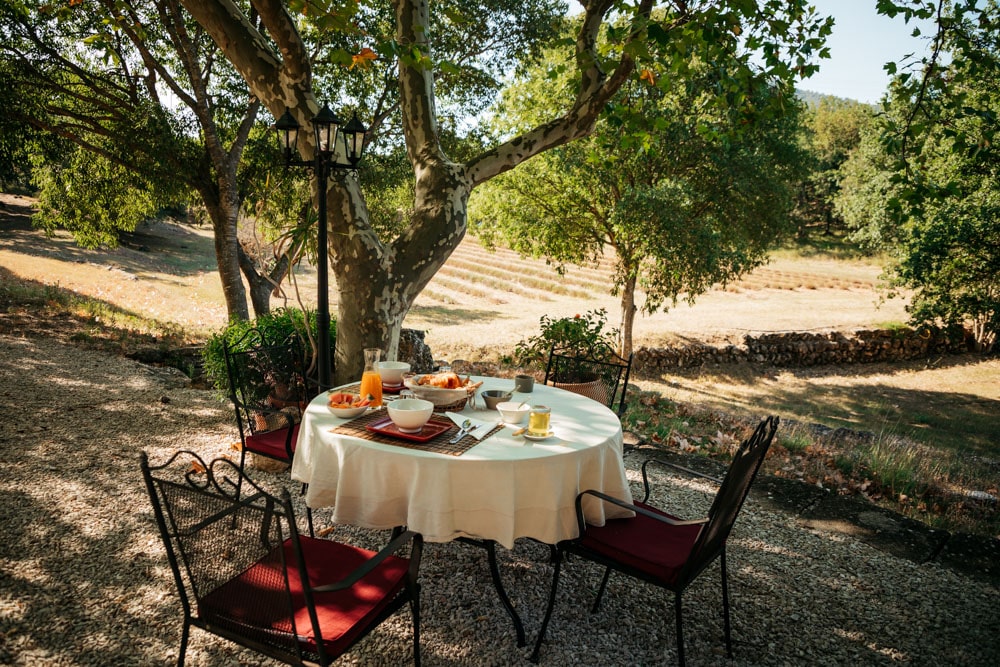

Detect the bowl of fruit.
[{"left": 327, "top": 391, "right": 371, "bottom": 418}]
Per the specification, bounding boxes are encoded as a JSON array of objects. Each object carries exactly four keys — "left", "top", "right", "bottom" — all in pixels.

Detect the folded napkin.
[{"left": 444, "top": 412, "right": 496, "bottom": 440}]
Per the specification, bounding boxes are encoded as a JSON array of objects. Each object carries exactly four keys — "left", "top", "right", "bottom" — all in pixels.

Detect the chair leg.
[
  {"left": 675, "top": 592, "right": 685, "bottom": 667},
  {"left": 591, "top": 566, "right": 612, "bottom": 613},
  {"left": 177, "top": 619, "right": 190, "bottom": 667},
  {"left": 411, "top": 583, "right": 421, "bottom": 667},
  {"left": 230, "top": 447, "right": 249, "bottom": 529},
  {"left": 530, "top": 550, "right": 563, "bottom": 663},
  {"left": 720, "top": 549, "right": 732, "bottom": 658}
]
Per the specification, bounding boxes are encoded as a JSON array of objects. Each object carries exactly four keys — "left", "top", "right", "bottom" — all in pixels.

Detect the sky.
[
  {"left": 803, "top": 0, "right": 936, "bottom": 103},
  {"left": 566, "top": 1, "right": 937, "bottom": 105}
]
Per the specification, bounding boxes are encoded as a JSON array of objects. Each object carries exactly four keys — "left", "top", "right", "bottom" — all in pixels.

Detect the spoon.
[{"left": 448, "top": 418, "right": 473, "bottom": 443}]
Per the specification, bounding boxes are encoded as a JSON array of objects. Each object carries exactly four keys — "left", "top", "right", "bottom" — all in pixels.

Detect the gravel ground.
[{"left": 1, "top": 334, "right": 997, "bottom": 666}]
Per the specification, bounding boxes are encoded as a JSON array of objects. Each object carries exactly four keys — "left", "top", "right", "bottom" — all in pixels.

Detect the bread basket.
[{"left": 402, "top": 374, "right": 480, "bottom": 411}]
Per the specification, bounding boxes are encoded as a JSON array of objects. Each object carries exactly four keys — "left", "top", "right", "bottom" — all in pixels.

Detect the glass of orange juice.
[{"left": 359, "top": 348, "right": 383, "bottom": 407}]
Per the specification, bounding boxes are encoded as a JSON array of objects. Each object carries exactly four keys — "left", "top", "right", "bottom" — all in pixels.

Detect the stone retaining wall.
[{"left": 635, "top": 325, "right": 973, "bottom": 374}]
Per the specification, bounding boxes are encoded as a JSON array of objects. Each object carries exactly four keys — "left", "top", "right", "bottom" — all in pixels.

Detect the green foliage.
[
  {"left": 30, "top": 144, "right": 187, "bottom": 248},
  {"left": 840, "top": 0, "right": 1000, "bottom": 352},
  {"left": 472, "top": 29, "right": 810, "bottom": 353},
  {"left": 307, "top": 0, "right": 566, "bottom": 160},
  {"left": 792, "top": 95, "right": 874, "bottom": 237},
  {"left": 202, "top": 308, "right": 336, "bottom": 396},
  {"left": 513, "top": 309, "right": 619, "bottom": 372}
]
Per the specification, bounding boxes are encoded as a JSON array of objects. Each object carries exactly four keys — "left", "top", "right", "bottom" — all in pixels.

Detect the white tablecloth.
[{"left": 291, "top": 376, "right": 634, "bottom": 549}]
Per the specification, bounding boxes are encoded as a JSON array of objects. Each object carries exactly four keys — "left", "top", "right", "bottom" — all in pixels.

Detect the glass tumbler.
[{"left": 527, "top": 405, "right": 551, "bottom": 437}]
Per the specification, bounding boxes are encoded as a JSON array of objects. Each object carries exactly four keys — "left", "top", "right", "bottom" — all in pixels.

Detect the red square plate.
[{"left": 366, "top": 416, "right": 454, "bottom": 442}]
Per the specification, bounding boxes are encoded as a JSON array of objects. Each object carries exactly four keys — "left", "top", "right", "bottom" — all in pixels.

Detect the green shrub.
[
  {"left": 202, "top": 307, "right": 335, "bottom": 396},
  {"left": 514, "top": 308, "right": 620, "bottom": 371}
]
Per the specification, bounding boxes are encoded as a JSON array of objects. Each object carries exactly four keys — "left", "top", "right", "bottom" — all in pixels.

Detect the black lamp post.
[{"left": 273, "top": 103, "right": 368, "bottom": 391}]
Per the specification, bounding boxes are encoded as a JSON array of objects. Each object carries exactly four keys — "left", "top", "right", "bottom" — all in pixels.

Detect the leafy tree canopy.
[
  {"left": 791, "top": 95, "right": 873, "bottom": 237},
  {"left": 472, "top": 17, "right": 811, "bottom": 355},
  {"left": 839, "top": 0, "right": 1000, "bottom": 352}
]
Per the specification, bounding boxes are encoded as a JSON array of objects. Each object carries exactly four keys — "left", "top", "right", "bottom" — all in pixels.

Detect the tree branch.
[{"left": 466, "top": 0, "right": 654, "bottom": 186}]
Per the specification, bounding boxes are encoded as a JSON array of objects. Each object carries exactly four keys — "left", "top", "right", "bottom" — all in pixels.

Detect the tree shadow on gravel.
[
  {"left": 2, "top": 334, "right": 996, "bottom": 666},
  {"left": 0, "top": 338, "right": 253, "bottom": 665}
]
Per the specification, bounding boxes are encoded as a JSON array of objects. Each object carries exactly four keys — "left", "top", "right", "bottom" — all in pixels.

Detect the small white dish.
[
  {"left": 328, "top": 405, "right": 368, "bottom": 419},
  {"left": 376, "top": 361, "right": 411, "bottom": 385},
  {"left": 523, "top": 431, "right": 554, "bottom": 441},
  {"left": 496, "top": 401, "right": 531, "bottom": 424}
]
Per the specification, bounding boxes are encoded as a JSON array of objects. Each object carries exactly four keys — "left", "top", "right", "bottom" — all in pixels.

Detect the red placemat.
[{"left": 330, "top": 409, "right": 502, "bottom": 456}]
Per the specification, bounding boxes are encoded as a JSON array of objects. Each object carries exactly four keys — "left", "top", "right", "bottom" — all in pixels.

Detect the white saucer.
[{"left": 523, "top": 431, "right": 554, "bottom": 441}]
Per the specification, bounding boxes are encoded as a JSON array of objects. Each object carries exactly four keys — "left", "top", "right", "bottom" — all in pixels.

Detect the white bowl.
[
  {"left": 496, "top": 401, "right": 531, "bottom": 425},
  {"left": 387, "top": 398, "right": 435, "bottom": 433},
  {"left": 328, "top": 404, "right": 368, "bottom": 419},
  {"left": 377, "top": 361, "right": 411, "bottom": 385}
]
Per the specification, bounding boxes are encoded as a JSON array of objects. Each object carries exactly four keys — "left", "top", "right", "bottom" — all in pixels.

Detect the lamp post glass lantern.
[{"left": 273, "top": 104, "right": 368, "bottom": 392}]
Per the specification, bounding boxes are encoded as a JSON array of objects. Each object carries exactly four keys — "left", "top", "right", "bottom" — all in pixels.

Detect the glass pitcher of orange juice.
[{"left": 359, "top": 348, "right": 383, "bottom": 407}]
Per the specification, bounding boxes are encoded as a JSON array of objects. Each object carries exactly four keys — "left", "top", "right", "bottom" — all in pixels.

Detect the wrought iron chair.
[
  {"left": 530, "top": 415, "right": 779, "bottom": 666},
  {"left": 224, "top": 328, "right": 309, "bottom": 463},
  {"left": 141, "top": 450, "right": 423, "bottom": 666},
  {"left": 223, "top": 327, "right": 314, "bottom": 532},
  {"left": 543, "top": 342, "right": 633, "bottom": 417}
]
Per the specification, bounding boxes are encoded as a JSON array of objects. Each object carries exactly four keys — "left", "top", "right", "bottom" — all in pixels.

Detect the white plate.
[{"left": 523, "top": 431, "right": 554, "bottom": 441}]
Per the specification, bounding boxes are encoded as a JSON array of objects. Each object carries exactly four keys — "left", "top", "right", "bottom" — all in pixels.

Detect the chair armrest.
[
  {"left": 311, "top": 530, "right": 422, "bottom": 593},
  {"left": 640, "top": 458, "right": 722, "bottom": 502},
  {"left": 574, "top": 489, "right": 708, "bottom": 538}
]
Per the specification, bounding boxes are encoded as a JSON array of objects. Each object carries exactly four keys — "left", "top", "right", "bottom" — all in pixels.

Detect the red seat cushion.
[
  {"left": 245, "top": 423, "right": 299, "bottom": 461},
  {"left": 199, "top": 536, "right": 411, "bottom": 658},
  {"left": 578, "top": 500, "right": 703, "bottom": 587}
]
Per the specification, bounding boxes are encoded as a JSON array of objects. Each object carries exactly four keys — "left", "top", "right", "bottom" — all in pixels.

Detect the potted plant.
[
  {"left": 514, "top": 309, "right": 621, "bottom": 403},
  {"left": 202, "top": 307, "right": 336, "bottom": 401}
]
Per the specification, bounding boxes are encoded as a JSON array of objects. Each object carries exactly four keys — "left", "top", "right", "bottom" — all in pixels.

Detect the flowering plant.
[{"left": 514, "top": 308, "right": 620, "bottom": 373}]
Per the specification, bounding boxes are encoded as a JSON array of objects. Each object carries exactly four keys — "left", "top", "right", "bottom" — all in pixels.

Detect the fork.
[{"left": 448, "top": 419, "right": 473, "bottom": 443}]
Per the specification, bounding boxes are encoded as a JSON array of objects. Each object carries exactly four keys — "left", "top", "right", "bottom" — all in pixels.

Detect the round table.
[{"left": 291, "top": 375, "right": 634, "bottom": 549}]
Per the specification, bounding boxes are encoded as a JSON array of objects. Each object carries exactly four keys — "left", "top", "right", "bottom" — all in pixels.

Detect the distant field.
[
  {"left": 406, "top": 235, "right": 906, "bottom": 360},
  {"left": 0, "top": 192, "right": 910, "bottom": 356},
  {"left": 1, "top": 193, "right": 994, "bottom": 443}
]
